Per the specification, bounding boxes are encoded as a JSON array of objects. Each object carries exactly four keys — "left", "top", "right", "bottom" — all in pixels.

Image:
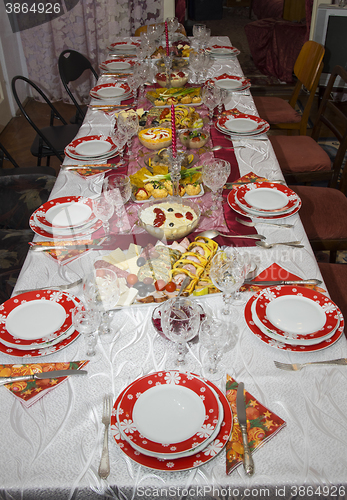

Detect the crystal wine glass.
[
  {"left": 161, "top": 297, "right": 201, "bottom": 365},
  {"left": 213, "top": 86, "right": 228, "bottom": 117},
  {"left": 72, "top": 305, "right": 101, "bottom": 357},
  {"left": 83, "top": 268, "right": 120, "bottom": 335},
  {"left": 199, "top": 317, "right": 235, "bottom": 379},
  {"left": 202, "top": 86, "right": 218, "bottom": 125},
  {"left": 104, "top": 173, "right": 132, "bottom": 229},
  {"left": 92, "top": 194, "right": 114, "bottom": 235},
  {"left": 202, "top": 158, "right": 231, "bottom": 210},
  {"left": 209, "top": 248, "right": 246, "bottom": 320},
  {"left": 117, "top": 109, "right": 139, "bottom": 150}
]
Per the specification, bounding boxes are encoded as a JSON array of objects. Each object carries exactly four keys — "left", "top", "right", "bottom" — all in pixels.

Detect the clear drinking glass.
[
  {"left": 202, "top": 158, "right": 231, "bottom": 210},
  {"left": 117, "top": 109, "right": 139, "bottom": 149},
  {"left": 104, "top": 173, "right": 132, "bottom": 228},
  {"left": 72, "top": 305, "right": 101, "bottom": 357},
  {"left": 161, "top": 297, "right": 201, "bottom": 365},
  {"left": 202, "top": 86, "right": 217, "bottom": 124},
  {"left": 209, "top": 248, "right": 246, "bottom": 320},
  {"left": 92, "top": 194, "right": 114, "bottom": 235},
  {"left": 82, "top": 268, "right": 120, "bottom": 335},
  {"left": 199, "top": 317, "right": 235, "bottom": 378}
]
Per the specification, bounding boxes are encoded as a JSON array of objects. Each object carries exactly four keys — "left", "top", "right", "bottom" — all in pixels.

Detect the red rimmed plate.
[
  {"left": 0, "top": 293, "right": 82, "bottom": 358},
  {"left": 117, "top": 371, "right": 220, "bottom": 455},
  {"left": 108, "top": 41, "right": 140, "bottom": 52},
  {"left": 235, "top": 182, "right": 299, "bottom": 214},
  {"left": 29, "top": 213, "right": 102, "bottom": 239},
  {"left": 215, "top": 121, "right": 270, "bottom": 138},
  {"left": 206, "top": 45, "right": 240, "bottom": 57},
  {"left": 217, "top": 113, "right": 268, "bottom": 134},
  {"left": 111, "top": 373, "right": 232, "bottom": 471},
  {"left": 227, "top": 189, "right": 301, "bottom": 220},
  {"left": 206, "top": 74, "right": 250, "bottom": 91},
  {"left": 33, "top": 196, "right": 95, "bottom": 229},
  {"left": 245, "top": 291, "right": 344, "bottom": 352},
  {"left": 65, "top": 135, "right": 119, "bottom": 158},
  {"left": 100, "top": 58, "right": 136, "bottom": 71},
  {"left": 255, "top": 285, "right": 340, "bottom": 341},
  {"left": 90, "top": 82, "right": 131, "bottom": 99},
  {"left": 0, "top": 290, "right": 77, "bottom": 349}
]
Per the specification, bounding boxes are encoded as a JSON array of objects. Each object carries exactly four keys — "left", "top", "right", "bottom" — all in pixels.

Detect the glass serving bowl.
[
  {"left": 137, "top": 197, "right": 201, "bottom": 241},
  {"left": 155, "top": 70, "right": 189, "bottom": 88},
  {"left": 143, "top": 148, "right": 196, "bottom": 169}
]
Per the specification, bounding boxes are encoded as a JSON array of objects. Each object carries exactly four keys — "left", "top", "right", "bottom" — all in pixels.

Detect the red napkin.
[
  {"left": 240, "top": 262, "right": 326, "bottom": 293},
  {"left": 1, "top": 361, "right": 89, "bottom": 408},
  {"left": 226, "top": 375, "right": 286, "bottom": 474}
]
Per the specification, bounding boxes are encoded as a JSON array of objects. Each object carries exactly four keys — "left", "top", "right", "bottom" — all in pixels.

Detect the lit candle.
[
  {"left": 165, "top": 21, "right": 169, "bottom": 56},
  {"left": 171, "top": 104, "right": 176, "bottom": 158}
]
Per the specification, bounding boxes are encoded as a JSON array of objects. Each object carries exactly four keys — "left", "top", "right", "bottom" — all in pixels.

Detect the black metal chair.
[
  {"left": 0, "top": 142, "right": 20, "bottom": 169},
  {"left": 0, "top": 148, "right": 56, "bottom": 301},
  {"left": 11, "top": 76, "right": 80, "bottom": 167},
  {"left": 58, "top": 49, "right": 98, "bottom": 124}
]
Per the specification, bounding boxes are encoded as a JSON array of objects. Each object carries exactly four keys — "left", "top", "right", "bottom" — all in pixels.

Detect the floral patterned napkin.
[
  {"left": 226, "top": 375, "right": 286, "bottom": 474},
  {"left": 64, "top": 164, "right": 112, "bottom": 177},
  {"left": 28, "top": 238, "right": 107, "bottom": 265},
  {"left": 0, "top": 361, "right": 89, "bottom": 408},
  {"left": 240, "top": 262, "right": 326, "bottom": 293}
]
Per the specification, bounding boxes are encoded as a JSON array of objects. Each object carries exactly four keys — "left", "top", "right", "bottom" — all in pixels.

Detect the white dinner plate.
[
  {"left": 6, "top": 300, "right": 66, "bottom": 340},
  {"left": 75, "top": 140, "right": 112, "bottom": 156},
  {"left": 243, "top": 188, "right": 290, "bottom": 211},
  {"left": 45, "top": 202, "right": 93, "bottom": 227},
  {"left": 224, "top": 118, "right": 259, "bottom": 133}
]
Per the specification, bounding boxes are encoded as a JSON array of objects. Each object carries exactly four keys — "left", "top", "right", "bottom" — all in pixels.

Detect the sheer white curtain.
[{"left": 19, "top": 0, "right": 163, "bottom": 101}]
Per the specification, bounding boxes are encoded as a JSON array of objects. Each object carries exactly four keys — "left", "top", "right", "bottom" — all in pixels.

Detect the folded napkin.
[
  {"left": 29, "top": 238, "right": 107, "bottom": 265},
  {"left": 240, "top": 262, "right": 326, "bottom": 293},
  {"left": 226, "top": 375, "right": 286, "bottom": 474},
  {"left": 65, "top": 164, "right": 112, "bottom": 177},
  {"left": 1, "top": 361, "right": 89, "bottom": 408}
]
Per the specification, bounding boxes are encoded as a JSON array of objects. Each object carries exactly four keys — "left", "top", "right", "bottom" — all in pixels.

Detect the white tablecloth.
[{"left": 1, "top": 37, "right": 347, "bottom": 500}]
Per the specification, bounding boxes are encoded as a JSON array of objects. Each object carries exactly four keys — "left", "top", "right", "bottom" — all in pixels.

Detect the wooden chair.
[
  {"left": 11, "top": 76, "right": 80, "bottom": 167},
  {"left": 134, "top": 22, "right": 187, "bottom": 37},
  {"left": 270, "top": 65, "right": 347, "bottom": 185},
  {"left": 253, "top": 40, "right": 325, "bottom": 135},
  {"left": 287, "top": 67, "right": 347, "bottom": 263},
  {"left": 318, "top": 263, "right": 347, "bottom": 327}
]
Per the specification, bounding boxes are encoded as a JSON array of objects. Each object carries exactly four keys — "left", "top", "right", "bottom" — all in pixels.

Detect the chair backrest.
[
  {"left": 0, "top": 142, "right": 19, "bottom": 169},
  {"left": 287, "top": 40, "right": 325, "bottom": 135},
  {"left": 311, "top": 65, "right": 347, "bottom": 193},
  {"left": 58, "top": 49, "right": 98, "bottom": 120},
  {"left": 11, "top": 76, "right": 67, "bottom": 162}
]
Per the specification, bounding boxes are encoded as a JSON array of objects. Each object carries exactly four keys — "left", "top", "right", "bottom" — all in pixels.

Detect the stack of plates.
[
  {"left": 245, "top": 285, "right": 345, "bottom": 352},
  {"left": 89, "top": 82, "right": 131, "bottom": 101},
  {"left": 64, "top": 135, "right": 119, "bottom": 161},
  {"left": 206, "top": 74, "right": 251, "bottom": 93},
  {"left": 227, "top": 182, "right": 302, "bottom": 220},
  {"left": 111, "top": 370, "right": 233, "bottom": 471},
  {"left": 107, "top": 41, "right": 140, "bottom": 54},
  {"left": 0, "top": 290, "right": 81, "bottom": 357},
  {"left": 99, "top": 58, "right": 136, "bottom": 72},
  {"left": 29, "top": 196, "right": 102, "bottom": 239},
  {"left": 206, "top": 44, "right": 240, "bottom": 59},
  {"left": 216, "top": 112, "right": 269, "bottom": 139}
]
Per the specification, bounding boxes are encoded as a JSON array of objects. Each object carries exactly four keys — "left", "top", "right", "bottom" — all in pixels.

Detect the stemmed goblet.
[
  {"left": 83, "top": 268, "right": 120, "bottom": 335},
  {"left": 201, "top": 86, "right": 218, "bottom": 125},
  {"left": 72, "top": 304, "right": 101, "bottom": 357},
  {"left": 161, "top": 297, "right": 201, "bottom": 366},
  {"left": 213, "top": 86, "right": 228, "bottom": 117},
  {"left": 104, "top": 173, "right": 132, "bottom": 229},
  {"left": 209, "top": 248, "right": 246, "bottom": 320},
  {"left": 92, "top": 194, "right": 114, "bottom": 235},
  {"left": 199, "top": 317, "right": 236, "bottom": 379},
  {"left": 117, "top": 109, "right": 139, "bottom": 150},
  {"left": 202, "top": 158, "right": 231, "bottom": 210}
]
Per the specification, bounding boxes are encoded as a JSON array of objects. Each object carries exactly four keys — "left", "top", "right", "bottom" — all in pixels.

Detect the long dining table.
[{"left": 1, "top": 35, "right": 347, "bottom": 500}]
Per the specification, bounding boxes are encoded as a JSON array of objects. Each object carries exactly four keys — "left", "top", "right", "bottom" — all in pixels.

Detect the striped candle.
[
  {"left": 165, "top": 21, "right": 169, "bottom": 56},
  {"left": 171, "top": 104, "right": 177, "bottom": 158}
]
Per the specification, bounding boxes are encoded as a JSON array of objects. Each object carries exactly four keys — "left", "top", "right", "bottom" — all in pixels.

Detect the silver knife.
[
  {"left": 0, "top": 369, "right": 88, "bottom": 386},
  {"left": 236, "top": 382, "right": 254, "bottom": 476},
  {"left": 62, "top": 165, "right": 116, "bottom": 171},
  {"left": 244, "top": 279, "right": 322, "bottom": 286},
  {"left": 30, "top": 244, "right": 105, "bottom": 252}
]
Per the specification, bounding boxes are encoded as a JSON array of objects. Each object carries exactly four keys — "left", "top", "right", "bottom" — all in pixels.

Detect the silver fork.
[
  {"left": 236, "top": 216, "right": 294, "bottom": 229},
  {"left": 98, "top": 394, "right": 112, "bottom": 479},
  {"left": 274, "top": 359, "right": 347, "bottom": 371},
  {"left": 14, "top": 278, "right": 83, "bottom": 295}
]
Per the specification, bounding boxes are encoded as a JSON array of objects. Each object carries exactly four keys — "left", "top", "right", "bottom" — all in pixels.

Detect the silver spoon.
[
  {"left": 236, "top": 217, "right": 294, "bottom": 229},
  {"left": 198, "top": 230, "right": 265, "bottom": 240},
  {"left": 255, "top": 241, "right": 304, "bottom": 249},
  {"left": 201, "top": 145, "right": 244, "bottom": 153}
]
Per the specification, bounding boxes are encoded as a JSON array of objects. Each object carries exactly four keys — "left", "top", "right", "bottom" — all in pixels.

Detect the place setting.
[
  {"left": 206, "top": 45, "right": 240, "bottom": 59},
  {"left": 29, "top": 195, "right": 103, "bottom": 239},
  {"left": 99, "top": 58, "right": 136, "bottom": 72},
  {"left": 206, "top": 74, "right": 251, "bottom": 93},
  {"left": 215, "top": 111, "right": 270, "bottom": 139},
  {"left": 64, "top": 134, "right": 119, "bottom": 162},
  {"left": 227, "top": 181, "right": 302, "bottom": 220},
  {"left": 89, "top": 81, "right": 132, "bottom": 101}
]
